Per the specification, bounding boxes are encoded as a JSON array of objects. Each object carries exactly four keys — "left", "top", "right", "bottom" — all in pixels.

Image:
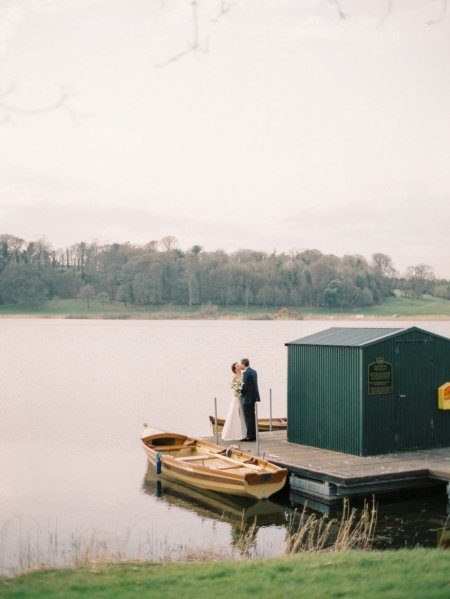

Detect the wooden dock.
[{"left": 207, "top": 431, "right": 450, "bottom": 505}]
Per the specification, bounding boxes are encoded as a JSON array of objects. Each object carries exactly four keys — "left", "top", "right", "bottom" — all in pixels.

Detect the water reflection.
[
  {"left": 373, "top": 493, "right": 450, "bottom": 550},
  {"left": 291, "top": 488, "right": 450, "bottom": 549},
  {"left": 142, "top": 464, "right": 449, "bottom": 552},
  {"left": 142, "top": 464, "right": 288, "bottom": 555}
]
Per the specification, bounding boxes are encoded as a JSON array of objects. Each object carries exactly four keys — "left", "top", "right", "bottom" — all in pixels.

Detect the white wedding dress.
[{"left": 221, "top": 392, "right": 247, "bottom": 441}]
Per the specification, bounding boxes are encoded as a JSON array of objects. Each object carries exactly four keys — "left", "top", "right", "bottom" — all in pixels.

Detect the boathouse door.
[{"left": 394, "top": 339, "right": 434, "bottom": 451}]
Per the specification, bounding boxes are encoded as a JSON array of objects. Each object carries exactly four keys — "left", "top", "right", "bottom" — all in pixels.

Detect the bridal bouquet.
[{"left": 231, "top": 378, "right": 244, "bottom": 395}]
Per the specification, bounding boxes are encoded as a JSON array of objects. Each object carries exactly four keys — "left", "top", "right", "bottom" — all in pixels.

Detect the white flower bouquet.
[{"left": 231, "top": 378, "right": 243, "bottom": 395}]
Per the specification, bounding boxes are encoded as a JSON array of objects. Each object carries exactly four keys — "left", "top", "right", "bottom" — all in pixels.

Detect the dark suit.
[{"left": 240, "top": 366, "right": 260, "bottom": 440}]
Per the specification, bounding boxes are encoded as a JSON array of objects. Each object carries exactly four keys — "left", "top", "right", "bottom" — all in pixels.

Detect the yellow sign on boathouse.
[{"left": 438, "top": 382, "right": 450, "bottom": 410}]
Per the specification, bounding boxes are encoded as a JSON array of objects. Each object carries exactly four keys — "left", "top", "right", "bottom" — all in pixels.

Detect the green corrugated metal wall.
[
  {"left": 287, "top": 344, "right": 362, "bottom": 455},
  {"left": 362, "top": 329, "right": 450, "bottom": 454},
  {"left": 287, "top": 327, "right": 450, "bottom": 456},
  {"left": 363, "top": 334, "right": 399, "bottom": 455}
]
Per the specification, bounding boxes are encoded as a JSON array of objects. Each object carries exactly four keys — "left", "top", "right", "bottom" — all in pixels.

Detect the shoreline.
[{"left": 0, "top": 313, "right": 450, "bottom": 321}]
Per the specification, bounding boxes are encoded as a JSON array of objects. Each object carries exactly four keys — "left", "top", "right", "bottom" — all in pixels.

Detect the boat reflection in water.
[
  {"left": 143, "top": 466, "right": 450, "bottom": 553},
  {"left": 142, "top": 463, "right": 288, "bottom": 555}
]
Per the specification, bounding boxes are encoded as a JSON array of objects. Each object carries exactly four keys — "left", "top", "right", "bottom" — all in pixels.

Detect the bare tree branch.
[
  {"left": 211, "top": 0, "right": 235, "bottom": 23},
  {"left": 330, "top": 0, "right": 347, "bottom": 20},
  {"left": 0, "top": 89, "right": 70, "bottom": 115},
  {"left": 156, "top": 0, "right": 450, "bottom": 67},
  {"left": 156, "top": 0, "right": 209, "bottom": 68},
  {"left": 0, "top": 85, "right": 92, "bottom": 125}
]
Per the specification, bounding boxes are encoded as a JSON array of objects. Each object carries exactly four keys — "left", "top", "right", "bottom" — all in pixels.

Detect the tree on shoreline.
[
  {"left": 0, "top": 234, "right": 447, "bottom": 310},
  {"left": 0, "top": 262, "right": 48, "bottom": 305},
  {"left": 77, "top": 284, "right": 96, "bottom": 309}
]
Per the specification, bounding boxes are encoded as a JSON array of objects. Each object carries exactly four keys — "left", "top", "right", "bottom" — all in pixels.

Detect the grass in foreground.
[{"left": 1, "top": 550, "right": 449, "bottom": 599}]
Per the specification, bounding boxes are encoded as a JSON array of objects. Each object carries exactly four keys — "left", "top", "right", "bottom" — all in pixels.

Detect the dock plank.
[{"left": 206, "top": 431, "right": 450, "bottom": 491}]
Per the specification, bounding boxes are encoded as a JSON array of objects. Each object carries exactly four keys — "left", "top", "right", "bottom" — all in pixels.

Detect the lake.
[{"left": 1, "top": 318, "right": 450, "bottom": 572}]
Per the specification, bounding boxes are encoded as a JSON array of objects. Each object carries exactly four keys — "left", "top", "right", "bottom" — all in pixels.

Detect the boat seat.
[
  {"left": 215, "top": 464, "right": 245, "bottom": 470},
  {"left": 150, "top": 444, "right": 184, "bottom": 451},
  {"left": 178, "top": 455, "right": 214, "bottom": 461}
]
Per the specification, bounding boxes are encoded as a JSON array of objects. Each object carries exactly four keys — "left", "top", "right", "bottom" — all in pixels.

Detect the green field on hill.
[
  {"left": 0, "top": 294, "right": 449, "bottom": 319},
  {"left": 303, "top": 294, "right": 450, "bottom": 318}
]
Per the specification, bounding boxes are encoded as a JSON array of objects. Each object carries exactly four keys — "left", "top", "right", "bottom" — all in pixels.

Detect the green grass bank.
[
  {"left": 0, "top": 294, "right": 449, "bottom": 319},
  {"left": 1, "top": 550, "right": 449, "bottom": 599}
]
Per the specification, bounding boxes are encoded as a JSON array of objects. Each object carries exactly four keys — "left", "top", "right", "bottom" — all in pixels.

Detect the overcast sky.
[{"left": 0, "top": 0, "right": 449, "bottom": 277}]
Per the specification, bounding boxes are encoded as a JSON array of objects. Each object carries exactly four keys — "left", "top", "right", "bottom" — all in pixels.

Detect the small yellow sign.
[{"left": 438, "top": 382, "right": 450, "bottom": 410}]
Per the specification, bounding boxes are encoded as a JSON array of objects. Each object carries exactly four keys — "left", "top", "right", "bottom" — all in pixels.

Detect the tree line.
[{"left": 0, "top": 234, "right": 448, "bottom": 308}]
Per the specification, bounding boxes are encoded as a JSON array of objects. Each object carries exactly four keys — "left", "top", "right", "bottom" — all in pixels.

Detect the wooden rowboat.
[
  {"left": 209, "top": 416, "right": 287, "bottom": 434},
  {"left": 140, "top": 425, "right": 288, "bottom": 500}
]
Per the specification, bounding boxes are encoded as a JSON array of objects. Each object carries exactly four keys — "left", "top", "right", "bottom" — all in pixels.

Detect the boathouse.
[{"left": 286, "top": 327, "right": 450, "bottom": 456}]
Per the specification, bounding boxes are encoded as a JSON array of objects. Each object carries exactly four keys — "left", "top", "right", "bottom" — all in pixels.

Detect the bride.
[{"left": 221, "top": 362, "right": 247, "bottom": 441}]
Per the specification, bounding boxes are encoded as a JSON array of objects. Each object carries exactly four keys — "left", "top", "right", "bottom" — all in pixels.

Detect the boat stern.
[{"left": 244, "top": 469, "right": 288, "bottom": 499}]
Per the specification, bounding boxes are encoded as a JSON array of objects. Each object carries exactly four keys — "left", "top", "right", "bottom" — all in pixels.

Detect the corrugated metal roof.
[{"left": 286, "top": 327, "right": 405, "bottom": 347}]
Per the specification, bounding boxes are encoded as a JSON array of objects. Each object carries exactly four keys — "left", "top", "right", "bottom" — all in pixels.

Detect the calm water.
[{"left": 1, "top": 319, "right": 450, "bottom": 571}]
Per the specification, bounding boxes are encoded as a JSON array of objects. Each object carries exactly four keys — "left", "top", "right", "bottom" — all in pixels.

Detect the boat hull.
[
  {"left": 141, "top": 428, "right": 287, "bottom": 500},
  {"left": 209, "top": 416, "right": 287, "bottom": 434}
]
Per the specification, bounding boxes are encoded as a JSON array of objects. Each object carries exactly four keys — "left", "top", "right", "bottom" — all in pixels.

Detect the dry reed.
[
  {"left": 1, "top": 499, "right": 378, "bottom": 576},
  {"left": 284, "top": 498, "right": 378, "bottom": 554},
  {"left": 232, "top": 517, "right": 258, "bottom": 558}
]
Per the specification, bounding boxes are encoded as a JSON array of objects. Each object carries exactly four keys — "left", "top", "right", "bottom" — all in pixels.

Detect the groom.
[{"left": 240, "top": 358, "right": 260, "bottom": 442}]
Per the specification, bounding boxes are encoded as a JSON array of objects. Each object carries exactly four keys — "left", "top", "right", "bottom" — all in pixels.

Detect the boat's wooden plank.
[
  {"left": 203, "top": 450, "right": 264, "bottom": 471},
  {"left": 215, "top": 464, "right": 246, "bottom": 470},
  {"left": 148, "top": 444, "right": 186, "bottom": 451},
  {"left": 163, "top": 447, "right": 265, "bottom": 472},
  {"left": 177, "top": 455, "right": 215, "bottom": 462}
]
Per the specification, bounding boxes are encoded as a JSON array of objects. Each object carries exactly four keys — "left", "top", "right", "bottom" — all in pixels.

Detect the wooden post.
[
  {"left": 269, "top": 388, "right": 273, "bottom": 432},
  {"left": 255, "top": 402, "right": 260, "bottom": 456},
  {"left": 214, "top": 397, "right": 219, "bottom": 445}
]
